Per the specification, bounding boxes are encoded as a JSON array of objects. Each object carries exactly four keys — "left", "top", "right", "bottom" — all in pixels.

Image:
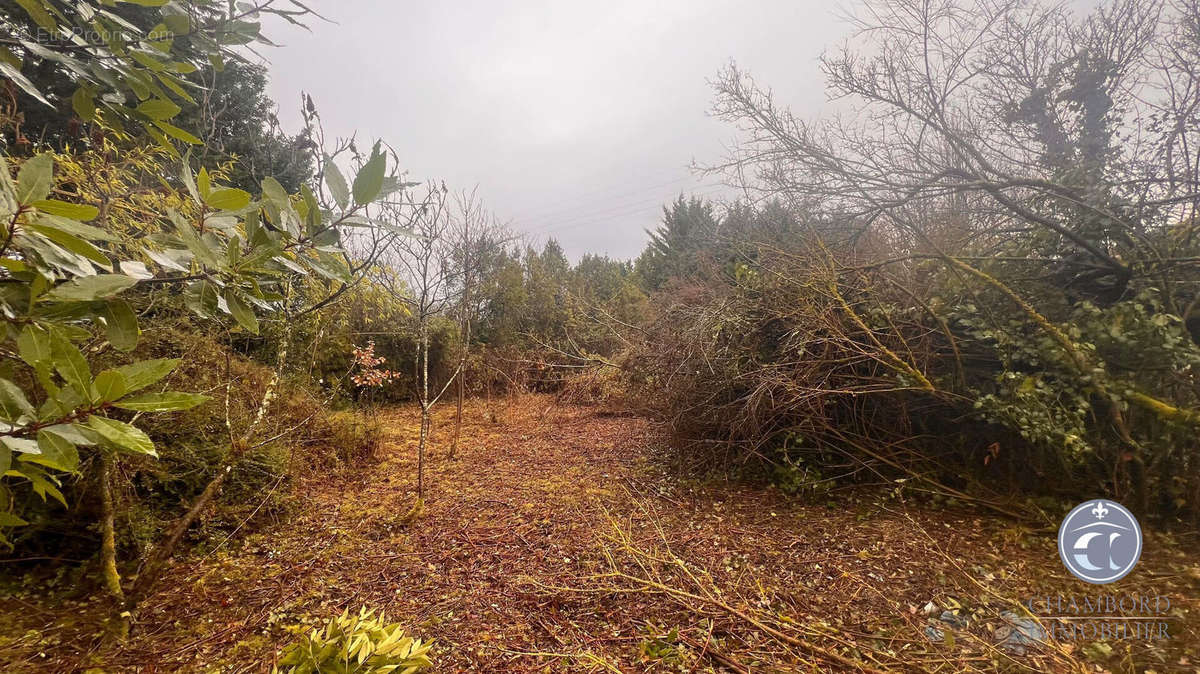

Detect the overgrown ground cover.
[{"left": 1, "top": 395, "right": 1196, "bottom": 672}]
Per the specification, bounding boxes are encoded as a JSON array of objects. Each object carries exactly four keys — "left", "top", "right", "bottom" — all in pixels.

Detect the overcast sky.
[{"left": 263, "top": 1, "right": 848, "bottom": 260}]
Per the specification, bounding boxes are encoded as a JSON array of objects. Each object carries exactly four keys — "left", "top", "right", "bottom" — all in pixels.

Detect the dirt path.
[{"left": 1, "top": 395, "right": 1197, "bottom": 672}]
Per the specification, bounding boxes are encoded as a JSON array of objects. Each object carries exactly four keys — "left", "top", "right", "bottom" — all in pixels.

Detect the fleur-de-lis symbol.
[{"left": 1091, "top": 501, "right": 1109, "bottom": 519}]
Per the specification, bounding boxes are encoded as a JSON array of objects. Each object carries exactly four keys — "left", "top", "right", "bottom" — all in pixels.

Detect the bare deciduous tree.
[
  {"left": 372, "top": 185, "right": 461, "bottom": 504},
  {"left": 712, "top": 0, "right": 1200, "bottom": 307},
  {"left": 447, "top": 188, "right": 513, "bottom": 457}
]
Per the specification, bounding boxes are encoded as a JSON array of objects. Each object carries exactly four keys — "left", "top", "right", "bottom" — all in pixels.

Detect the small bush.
[
  {"left": 317, "top": 411, "right": 381, "bottom": 465},
  {"left": 557, "top": 364, "right": 634, "bottom": 411},
  {"left": 273, "top": 607, "right": 433, "bottom": 674},
  {"left": 2, "top": 320, "right": 371, "bottom": 566}
]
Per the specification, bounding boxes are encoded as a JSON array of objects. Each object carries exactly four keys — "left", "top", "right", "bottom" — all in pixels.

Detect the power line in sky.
[
  {"left": 522, "top": 184, "right": 731, "bottom": 245},
  {"left": 511, "top": 173, "right": 717, "bottom": 226},
  {"left": 520, "top": 183, "right": 728, "bottom": 233}
]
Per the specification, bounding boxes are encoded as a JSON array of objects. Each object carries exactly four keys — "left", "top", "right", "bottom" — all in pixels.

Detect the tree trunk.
[
  {"left": 450, "top": 370, "right": 463, "bottom": 458},
  {"left": 450, "top": 287, "right": 471, "bottom": 459},
  {"left": 417, "top": 407, "right": 428, "bottom": 498},
  {"left": 98, "top": 452, "right": 124, "bottom": 602},
  {"left": 417, "top": 319, "right": 429, "bottom": 499},
  {"left": 128, "top": 465, "right": 231, "bottom": 607}
]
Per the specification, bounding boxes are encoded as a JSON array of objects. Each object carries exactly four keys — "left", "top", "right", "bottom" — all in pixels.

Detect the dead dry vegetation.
[{"left": 1, "top": 395, "right": 1196, "bottom": 673}]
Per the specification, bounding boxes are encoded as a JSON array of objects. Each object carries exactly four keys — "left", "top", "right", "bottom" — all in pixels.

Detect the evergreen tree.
[{"left": 635, "top": 195, "right": 718, "bottom": 290}]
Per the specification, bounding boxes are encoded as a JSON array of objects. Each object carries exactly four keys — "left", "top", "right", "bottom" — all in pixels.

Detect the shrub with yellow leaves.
[{"left": 273, "top": 607, "right": 434, "bottom": 674}]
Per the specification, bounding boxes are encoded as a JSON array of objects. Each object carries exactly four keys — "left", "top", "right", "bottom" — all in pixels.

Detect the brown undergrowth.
[{"left": 0, "top": 394, "right": 1197, "bottom": 672}]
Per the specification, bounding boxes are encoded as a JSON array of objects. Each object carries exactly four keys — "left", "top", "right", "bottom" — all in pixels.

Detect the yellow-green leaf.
[
  {"left": 24, "top": 430, "right": 80, "bottom": 472},
  {"left": 104, "top": 299, "right": 139, "bottom": 352},
  {"left": 32, "top": 199, "right": 99, "bottom": 221},
  {"left": 0, "top": 378, "right": 35, "bottom": 422},
  {"left": 224, "top": 289, "right": 259, "bottom": 334},
  {"left": 86, "top": 416, "right": 156, "bottom": 456},
  {"left": 114, "top": 358, "right": 178, "bottom": 393},
  {"left": 93, "top": 370, "right": 128, "bottom": 402},
  {"left": 113, "top": 392, "right": 209, "bottom": 412},
  {"left": 205, "top": 188, "right": 252, "bottom": 211},
  {"left": 16, "top": 153, "right": 53, "bottom": 205},
  {"left": 42, "top": 274, "right": 137, "bottom": 302}
]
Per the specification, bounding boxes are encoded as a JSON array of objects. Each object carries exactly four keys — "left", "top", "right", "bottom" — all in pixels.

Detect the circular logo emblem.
[{"left": 1058, "top": 499, "right": 1142, "bottom": 584}]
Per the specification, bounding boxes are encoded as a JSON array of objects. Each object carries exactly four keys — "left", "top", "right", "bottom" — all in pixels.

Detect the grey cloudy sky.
[{"left": 263, "top": 1, "right": 848, "bottom": 260}]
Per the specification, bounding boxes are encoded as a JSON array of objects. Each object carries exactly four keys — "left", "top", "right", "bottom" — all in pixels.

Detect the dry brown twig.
[
  {"left": 491, "top": 645, "right": 622, "bottom": 673},
  {"left": 897, "top": 508, "right": 1092, "bottom": 674},
  {"left": 522, "top": 492, "right": 900, "bottom": 673}
]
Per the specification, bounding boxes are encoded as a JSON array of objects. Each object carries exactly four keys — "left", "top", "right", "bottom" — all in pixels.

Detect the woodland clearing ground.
[{"left": 0, "top": 394, "right": 1197, "bottom": 672}]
